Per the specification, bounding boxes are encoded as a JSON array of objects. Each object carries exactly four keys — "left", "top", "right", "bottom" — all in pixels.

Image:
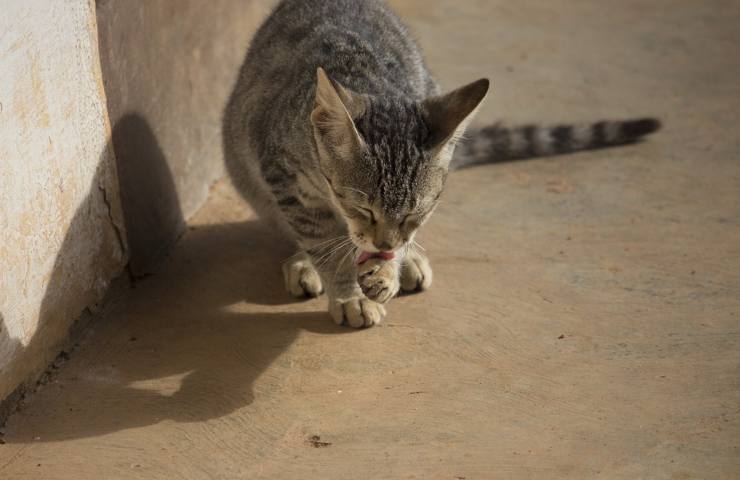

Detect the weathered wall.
[
  {"left": 0, "top": 0, "right": 277, "bottom": 410},
  {"left": 0, "top": 1, "right": 126, "bottom": 405},
  {"left": 95, "top": 0, "right": 276, "bottom": 275}
]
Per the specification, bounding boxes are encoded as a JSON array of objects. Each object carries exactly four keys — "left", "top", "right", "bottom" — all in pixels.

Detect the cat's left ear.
[
  {"left": 311, "top": 67, "right": 364, "bottom": 160},
  {"left": 422, "top": 78, "right": 490, "bottom": 167}
]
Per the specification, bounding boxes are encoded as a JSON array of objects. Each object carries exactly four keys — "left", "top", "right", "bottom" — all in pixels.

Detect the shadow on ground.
[{"left": 0, "top": 114, "right": 349, "bottom": 443}]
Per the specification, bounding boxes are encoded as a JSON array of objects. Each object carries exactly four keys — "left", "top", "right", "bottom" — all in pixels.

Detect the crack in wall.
[{"left": 97, "top": 178, "right": 131, "bottom": 281}]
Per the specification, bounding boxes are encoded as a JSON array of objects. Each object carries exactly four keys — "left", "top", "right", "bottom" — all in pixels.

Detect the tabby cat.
[{"left": 223, "top": 0, "right": 659, "bottom": 328}]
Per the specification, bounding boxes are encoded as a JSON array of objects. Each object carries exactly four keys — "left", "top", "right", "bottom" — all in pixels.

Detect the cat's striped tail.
[{"left": 451, "top": 118, "right": 660, "bottom": 170}]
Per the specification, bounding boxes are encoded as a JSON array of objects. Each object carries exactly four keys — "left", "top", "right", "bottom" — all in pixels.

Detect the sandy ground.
[{"left": 2, "top": 1, "right": 739, "bottom": 478}]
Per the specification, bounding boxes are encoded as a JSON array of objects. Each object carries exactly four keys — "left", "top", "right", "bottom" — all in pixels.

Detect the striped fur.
[
  {"left": 453, "top": 118, "right": 661, "bottom": 169},
  {"left": 222, "top": 0, "right": 659, "bottom": 327}
]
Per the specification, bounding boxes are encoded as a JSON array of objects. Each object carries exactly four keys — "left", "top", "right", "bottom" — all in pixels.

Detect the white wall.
[
  {"left": 0, "top": 0, "right": 126, "bottom": 403},
  {"left": 0, "top": 0, "right": 275, "bottom": 411}
]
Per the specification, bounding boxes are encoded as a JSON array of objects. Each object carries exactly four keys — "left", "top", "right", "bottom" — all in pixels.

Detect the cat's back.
[
  {"left": 222, "top": 0, "right": 436, "bottom": 235},
  {"left": 224, "top": 0, "right": 437, "bottom": 194},
  {"left": 237, "top": 0, "right": 433, "bottom": 114}
]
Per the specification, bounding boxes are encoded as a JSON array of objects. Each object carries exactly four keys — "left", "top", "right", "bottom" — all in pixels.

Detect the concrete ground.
[{"left": 2, "top": 1, "right": 739, "bottom": 478}]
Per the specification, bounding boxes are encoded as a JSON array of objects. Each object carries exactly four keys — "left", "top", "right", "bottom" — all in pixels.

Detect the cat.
[{"left": 223, "top": 0, "right": 659, "bottom": 328}]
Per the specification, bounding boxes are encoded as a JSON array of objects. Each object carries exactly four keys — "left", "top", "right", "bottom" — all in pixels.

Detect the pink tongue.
[{"left": 357, "top": 250, "right": 395, "bottom": 265}]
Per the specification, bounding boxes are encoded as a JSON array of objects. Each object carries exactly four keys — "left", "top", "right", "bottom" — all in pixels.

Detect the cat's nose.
[{"left": 374, "top": 240, "right": 393, "bottom": 252}]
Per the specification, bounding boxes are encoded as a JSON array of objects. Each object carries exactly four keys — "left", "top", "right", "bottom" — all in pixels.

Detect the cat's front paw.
[
  {"left": 329, "top": 296, "right": 386, "bottom": 328},
  {"left": 282, "top": 254, "right": 323, "bottom": 298},
  {"left": 357, "top": 258, "right": 400, "bottom": 304},
  {"left": 400, "top": 251, "right": 432, "bottom": 292}
]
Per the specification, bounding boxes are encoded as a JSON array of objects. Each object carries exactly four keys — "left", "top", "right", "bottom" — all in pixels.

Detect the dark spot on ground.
[
  {"left": 308, "top": 434, "right": 331, "bottom": 448},
  {"left": 558, "top": 334, "right": 565, "bottom": 339}
]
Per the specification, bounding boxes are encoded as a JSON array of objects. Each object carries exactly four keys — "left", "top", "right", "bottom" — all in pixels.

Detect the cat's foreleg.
[
  {"left": 282, "top": 251, "right": 323, "bottom": 298},
  {"left": 305, "top": 238, "right": 386, "bottom": 328},
  {"left": 276, "top": 200, "right": 383, "bottom": 327},
  {"left": 354, "top": 249, "right": 431, "bottom": 301},
  {"left": 400, "top": 249, "right": 433, "bottom": 293},
  {"left": 357, "top": 257, "right": 401, "bottom": 303}
]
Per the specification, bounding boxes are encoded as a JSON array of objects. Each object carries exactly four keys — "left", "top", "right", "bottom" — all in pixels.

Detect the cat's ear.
[
  {"left": 311, "top": 67, "right": 364, "bottom": 159},
  {"left": 423, "top": 78, "right": 490, "bottom": 167}
]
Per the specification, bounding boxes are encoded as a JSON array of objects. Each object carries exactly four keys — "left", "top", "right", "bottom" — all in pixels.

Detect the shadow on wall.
[
  {"left": 0, "top": 114, "right": 349, "bottom": 442},
  {"left": 113, "top": 115, "right": 184, "bottom": 276}
]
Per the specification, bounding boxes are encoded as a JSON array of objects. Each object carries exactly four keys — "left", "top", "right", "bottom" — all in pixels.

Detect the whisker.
[
  {"left": 315, "top": 238, "right": 353, "bottom": 268},
  {"left": 412, "top": 239, "right": 426, "bottom": 252},
  {"left": 333, "top": 244, "right": 357, "bottom": 281},
  {"left": 281, "top": 235, "right": 346, "bottom": 264},
  {"left": 339, "top": 186, "right": 368, "bottom": 198},
  {"left": 314, "top": 239, "right": 347, "bottom": 259},
  {"left": 311, "top": 235, "right": 347, "bottom": 251}
]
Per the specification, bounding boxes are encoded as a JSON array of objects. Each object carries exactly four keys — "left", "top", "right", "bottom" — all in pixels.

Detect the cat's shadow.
[{"left": 0, "top": 114, "right": 352, "bottom": 443}]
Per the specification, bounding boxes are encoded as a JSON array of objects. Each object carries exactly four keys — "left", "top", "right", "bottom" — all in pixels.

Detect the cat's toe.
[
  {"left": 359, "top": 278, "right": 398, "bottom": 303},
  {"left": 329, "top": 297, "right": 386, "bottom": 328},
  {"left": 401, "top": 254, "right": 433, "bottom": 292},
  {"left": 283, "top": 257, "right": 323, "bottom": 298},
  {"left": 357, "top": 258, "right": 400, "bottom": 304}
]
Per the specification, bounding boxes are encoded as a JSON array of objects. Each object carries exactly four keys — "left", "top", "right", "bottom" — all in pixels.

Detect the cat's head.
[{"left": 310, "top": 67, "right": 489, "bottom": 253}]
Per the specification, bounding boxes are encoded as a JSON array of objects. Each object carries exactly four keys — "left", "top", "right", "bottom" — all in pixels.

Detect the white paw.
[
  {"left": 357, "top": 258, "right": 400, "bottom": 304},
  {"left": 282, "top": 255, "right": 323, "bottom": 298},
  {"left": 400, "top": 252, "right": 433, "bottom": 292},
  {"left": 329, "top": 296, "right": 386, "bottom": 328}
]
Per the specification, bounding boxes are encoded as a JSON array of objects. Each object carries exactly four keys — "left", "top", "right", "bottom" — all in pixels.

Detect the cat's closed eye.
[
  {"left": 401, "top": 214, "right": 420, "bottom": 230},
  {"left": 355, "top": 207, "right": 376, "bottom": 224}
]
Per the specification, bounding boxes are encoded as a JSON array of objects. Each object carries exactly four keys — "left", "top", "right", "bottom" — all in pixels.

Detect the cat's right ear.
[
  {"left": 423, "top": 78, "right": 490, "bottom": 167},
  {"left": 311, "top": 67, "right": 363, "bottom": 160}
]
